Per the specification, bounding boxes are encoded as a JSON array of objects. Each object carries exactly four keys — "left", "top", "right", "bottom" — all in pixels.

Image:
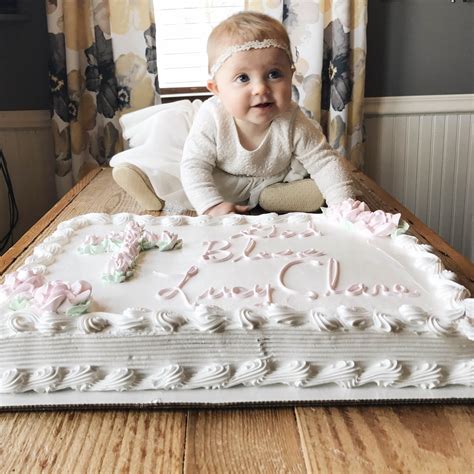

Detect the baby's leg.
[
  {"left": 259, "top": 179, "right": 324, "bottom": 213},
  {"left": 112, "top": 163, "right": 165, "bottom": 211}
]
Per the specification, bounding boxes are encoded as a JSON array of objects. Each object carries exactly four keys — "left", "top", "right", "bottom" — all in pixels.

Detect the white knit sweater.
[{"left": 181, "top": 96, "right": 355, "bottom": 214}]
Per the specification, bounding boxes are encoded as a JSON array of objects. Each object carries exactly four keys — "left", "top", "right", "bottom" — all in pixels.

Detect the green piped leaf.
[
  {"left": 8, "top": 296, "right": 31, "bottom": 311},
  {"left": 66, "top": 299, "right": 91, "bottom": 317},
  {"left": 391, "top": 220, "right": 410, "bottom": 238}
]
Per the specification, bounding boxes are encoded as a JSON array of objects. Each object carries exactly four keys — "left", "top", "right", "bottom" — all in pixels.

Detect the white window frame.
[{"left": 153, "top": 0, "right": 246, "bottom": 97}]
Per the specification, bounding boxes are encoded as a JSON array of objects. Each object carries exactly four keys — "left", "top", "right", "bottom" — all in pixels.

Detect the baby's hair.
[{"left": 207, "top": 11, "right": 291, "bottom": 74}]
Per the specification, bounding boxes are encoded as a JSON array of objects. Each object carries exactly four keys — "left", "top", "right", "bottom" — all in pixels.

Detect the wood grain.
[
  {"left": 184, "top": 408, "right": 306, "bottom": 473},
  {"left": 0, "top": 410, "right": 187, "bottom": 473},
  {"left": 295, "top": 405, "right": 474, "bottom": 473}
]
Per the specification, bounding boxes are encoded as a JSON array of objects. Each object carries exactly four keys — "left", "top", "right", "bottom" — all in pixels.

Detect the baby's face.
[{"left": 208, "top": 47, "right": 293, "bottom": 132}]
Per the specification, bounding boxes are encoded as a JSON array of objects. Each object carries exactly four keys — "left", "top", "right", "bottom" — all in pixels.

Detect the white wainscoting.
[
  {"left": 364, "top": 95, "right": 473, "bottom": 261},
  {"left": 0, "top": 110, "right": 56, "bottom": 254}
]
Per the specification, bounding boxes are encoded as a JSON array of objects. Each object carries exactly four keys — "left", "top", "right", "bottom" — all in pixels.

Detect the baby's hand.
[{"left": 204, "top": 202, "right": 249, "bottom": 216}]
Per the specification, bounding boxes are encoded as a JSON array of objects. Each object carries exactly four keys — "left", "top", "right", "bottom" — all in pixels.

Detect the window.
[{"left": 153, "top": 0, "right": 245, "bottom": 93}]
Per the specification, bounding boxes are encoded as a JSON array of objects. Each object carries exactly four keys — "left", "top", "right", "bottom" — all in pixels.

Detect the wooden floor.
[
  {"left": 1, "top": 168, "right": 473, "bottom": 472},
  {"left": 1, "top": 406, "right": 473, "bottom": 472}
]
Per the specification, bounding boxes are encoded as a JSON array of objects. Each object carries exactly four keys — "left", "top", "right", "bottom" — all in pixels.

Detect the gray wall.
[
  {"left": 0, "top": 0, "right": 50, "bottom": 110},
  {"left": 366, "top": 0, "right": 474, "bottom": 97}
]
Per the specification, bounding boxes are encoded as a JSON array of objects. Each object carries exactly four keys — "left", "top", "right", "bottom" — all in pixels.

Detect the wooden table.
[{"left": 1, "top": 167, "right": 473, "bottom": 472}]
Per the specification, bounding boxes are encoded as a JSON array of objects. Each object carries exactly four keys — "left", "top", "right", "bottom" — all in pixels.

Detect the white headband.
[{"left": 209, "top": 39, "right": 294, "bottom": 79}]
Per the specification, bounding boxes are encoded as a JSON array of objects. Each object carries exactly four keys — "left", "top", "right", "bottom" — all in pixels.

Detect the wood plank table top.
[{"left": 1, "top": 167, "right": 473, "bottom": 472}]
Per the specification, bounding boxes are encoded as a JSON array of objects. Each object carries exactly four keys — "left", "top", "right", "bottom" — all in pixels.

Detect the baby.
[{"left": 180, "top": 11, "right": 355, "bottom": 216}]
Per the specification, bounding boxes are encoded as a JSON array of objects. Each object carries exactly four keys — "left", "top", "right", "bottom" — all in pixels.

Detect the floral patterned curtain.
[
  {"left": 46, "top": 0, "right": 159, "bottom": 197},
  {"left": 246, "top": 0, "right": 367, "bottom": 168}
]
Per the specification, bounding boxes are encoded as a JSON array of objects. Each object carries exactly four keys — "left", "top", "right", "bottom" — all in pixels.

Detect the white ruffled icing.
[
  {"left": 222, "top": 215, "right": 247, "bottom": 226},
  {"left": 464, "top": 298, "right": 474, "bottom": 318},
  {"left": 111, "top": 213, "right": 135, "bottom": 226},
  {"left": 305, "top": 360, "right": 359, "bottom": 388},
  {"left": 287, "top": 213, "right": 311, "bottom": 224},
  {"left": 458, "top": 318, "right": 474, "bottom": 341},
  {"left": 29, "top": 366, "right": 62, "bottom": 393},
  {"left": 398, "top": 362, "right": 443, "bottom": 389},
  {"left": 239, "top": 308, "right": 266, "bottom": 329},
  {"left": 57, "top": 366, "right": 97, "bottom": 391},
  {"left": 136, "top": 215, "right": 160, "bottom": 226},
  {"left": 372, "top": 311, "right": 402, "bottom": 333},
  {"left": 426, "top": 316, "right": 456, "bottom": 337},
  {"left": 91, "top": 368, "right": 136, "bottom": 391},
  {"left": 3, "top": 305, "right": 470, "bottom": 338},
  {"left": 161, "top": 216, "right": 186, "bottom": 227},
  {"left": 44, "top": 227, "right": 75, "bottom": 245},
  {"left": 309, "top": 310, "right": 342, "bottom": 332},
  {"left": 337, "top": 306, "right": 371, "bottom": 329},
  {"left": 225, "top": 359, "right": 269, "bottom": 387},
  {"left": 398, "top": 305, "right": 428, "bottom": 326},
  {"left": 0, "top": 369, "right": 25, "bottom": 393},
  {"left": 116, "top": 308, "right": 149, "bottom": 331},
  {"left": 7, "top": 311, "right": 38, "bottom": 333},
  {"left": 78, "top": 314, "right": 110, "bottom": 334},
  {"left": 150, "top": 365, "right": 185, "bottom": 389},
  {"left": 357, "top": 360, "right": 403, "bottom": 387},
  {"left": 193, "top": 215, "right": 212, "bottom": 226},
  {"left": 186, "top": 363, "right": 231, "bottom": 389},
  {"left": 152, "top": 310, "right": 185, "bottom": 333},
  {"left": 261, "top": 360, "right": 311, "bottom": 387},
  {"left": 36, "top": 312, "right": 71, "bottom": 334},
  {"left": 266, "top": 304, "right": 303, "bottom": 326},
  {"left": 392, "top": 233, "right": 469, "bottom": 317},
  {"left": 445, "top": 361, "right": 474, "bottom": 386},
  {"left": 258, "top": 213, "right": 280, "bottom": 224},
  {"left": 0, "top": 359, "right": 472, "bottom": 392},
  {"left": 1, "top": 303, "right": 471, "bottom": 337},
  {"left": 187, "top": 305, "right": 227, "bottom": 332}
]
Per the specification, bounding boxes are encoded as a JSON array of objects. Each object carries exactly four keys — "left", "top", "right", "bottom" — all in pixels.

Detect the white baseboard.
[
  {"left": 0, "top": 110, "right": 56, "bottom": 253},
  {"left": 364, "top": 102, "right": 473, "bottom": 260},
  {"left": 364, "top": 94, "right": 474, "bottom": 116}
]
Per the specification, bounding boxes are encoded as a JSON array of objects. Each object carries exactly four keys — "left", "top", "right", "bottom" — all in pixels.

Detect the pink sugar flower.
[
  {"left": 33, "top": 281, "right": 70, "bottom": 312},
  {"left": 158, "top": 231, "right": 182, "bottom": 251},
  {"left": 355, "top": 209, "right": 401, "bottom": 237},
  {"left": 340, "top": 199, "right": 369, "bottom": 221},
  {"left": 325, "top": 199, "right": 403, "bottom": 237},
  {"left": 84, "top": 234, "right": 102, "bottom": 246},
  {"left": 67, "top": 280, "right": 92, "bottom": 305},
  {"left": 326, "top": 199, "right": 369, "bottom": 222},
  {"left": 1, "top": 269, "right": 46, "bottom": 297},
  {"left": 32, "top": 280, "right": 92, "bottom": 313}
]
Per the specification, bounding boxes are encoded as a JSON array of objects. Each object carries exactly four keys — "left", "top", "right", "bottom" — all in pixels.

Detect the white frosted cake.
[{"left": 0, "top": 200, "right": 472, "bottom": 407}]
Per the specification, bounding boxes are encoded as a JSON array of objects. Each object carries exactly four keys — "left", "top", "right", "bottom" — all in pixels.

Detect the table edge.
[{"left": 1, "top": 166, "right": 472, "bottom": 287}]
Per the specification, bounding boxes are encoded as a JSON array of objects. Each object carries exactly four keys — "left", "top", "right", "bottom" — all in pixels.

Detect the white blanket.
[{"left": 110, "top": 100, "right": 202, "bottom": 209}]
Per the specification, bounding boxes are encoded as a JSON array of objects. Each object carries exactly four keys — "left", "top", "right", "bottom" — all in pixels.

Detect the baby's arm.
[
  {"left": 292, "top": 110, "right": 356, "bottom": 205},
  {"left": 180, "top": 108, "right": 227, "bottom": 214}
]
